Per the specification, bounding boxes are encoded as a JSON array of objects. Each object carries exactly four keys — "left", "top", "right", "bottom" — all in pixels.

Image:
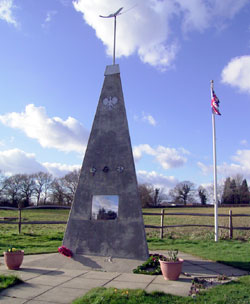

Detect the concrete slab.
[
  {"left": 0, "top": 296, "right": 26, "bottom": 304},
  {"left": 182, "top": 265, "right": 218, "bottom": 277},
  {"left": 0, "top": 283, "right": 52, "bottom": 300},
  {"left": 151, "top": 274, "right": 190, "bottom": 284},
  {"left": 1, "top": 268, "right": 56, "bottom": 281},
  {"left": 60, "top": 277, "right": 108, "bottom": 289},
  {"left": 198, "top": 262, "right": 248, "bottom": 272},
  {"left": 47, "top": 269, "right": 88, "bottom": 278},
  {"left": 34, "top": 286, "right": 88, "bottom": 304},
  {"left": 113, "top": 273, "right": 155, "bottom": 283},
  {"left": 80, "top": 270, "right": 120, "bottom": 280},
  {"left": 22, "top": 253, "right": 144, "bottom": 273},
  {"left": 24, "top": 301, "right": 57, "bottom": 304},
  {"left": 25, "top": 274, "right": 72, "bottom": 286}
]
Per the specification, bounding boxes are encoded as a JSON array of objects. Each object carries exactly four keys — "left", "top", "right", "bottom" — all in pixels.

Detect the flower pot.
[
  {"left": 4, "top": 251, "right": 24, "bottom": 270},
  {"left": 159, "top": 259, "right": 184, "bottom": 281}
]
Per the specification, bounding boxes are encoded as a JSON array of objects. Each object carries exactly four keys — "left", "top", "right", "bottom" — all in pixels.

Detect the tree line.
[
  {"left": 0, "top": 170, "right": 80, "bottom": 207},
  {"left": 139, "top": 174, "right": 250, "bottom": 207},
  {"left": 0, "top": 170, "right": 249, "bottom": 208}
]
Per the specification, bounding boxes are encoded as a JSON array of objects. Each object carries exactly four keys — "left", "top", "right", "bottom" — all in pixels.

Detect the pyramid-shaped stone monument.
[{"left": 63, "top": 64, "right": 149, "bottom": 260}]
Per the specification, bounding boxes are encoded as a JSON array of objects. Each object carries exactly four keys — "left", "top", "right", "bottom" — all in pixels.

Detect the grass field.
[
  {"left": 1, "top": 206, "right": 250, "bottom": 239},
  {"left": 0, "top": 207, "right": 250, "bottom": 269}
]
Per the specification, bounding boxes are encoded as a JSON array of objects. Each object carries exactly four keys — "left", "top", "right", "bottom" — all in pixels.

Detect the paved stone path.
[{"left": 0, "top": 251, "right": 248, "bottom": 303}]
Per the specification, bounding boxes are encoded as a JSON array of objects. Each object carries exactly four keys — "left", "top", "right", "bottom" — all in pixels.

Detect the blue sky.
[{"left": 0, "top": 0, "right": 250, "bottom": 197}]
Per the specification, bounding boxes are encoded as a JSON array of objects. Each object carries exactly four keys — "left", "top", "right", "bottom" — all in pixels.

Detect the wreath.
[{"left": 133, "top": 253, "right": 166, "bottom": 275}]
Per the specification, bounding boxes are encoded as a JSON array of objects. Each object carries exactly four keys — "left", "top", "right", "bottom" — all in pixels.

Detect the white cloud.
[
  {"left": 0, "top": 148, "right": 81, "bottom": 177},
  {"left": 43, "top": 162, "right": 80, "bottom": 177},
  {"left": 197, "top": 161, "right": 212, "bottom": 175},
  {"left": 135, "top": 112, "right": 156, "bottom": 126},
  {"left": 0, "top": 0, "right": 18, "bottom": 27},
  {"left": 232, "top": 149, "right": 250, "bottom": 170},
  {"left": 0, "top": 104, "right": 89, "bottom": 153},
  {"left": 198, "top": 149, "right": 250, "bottom": 180},
  {"left": 72, "top": 0, "right": 248, "bottom": 69},
  {"left": 133, "top": 144, "right": 188, "bottom": 169},
  {"left": 0, "top": 149, "right": 46, "bottom": 175},
  {"left": 142, "top": 113, "right": 156, "bottom": 126},
  {"left": 221, "top": 55, "right": 250, "bottom": 94},
  {"left": 137, "top": 170, "right": 178, "bottom": 190},
  {"left": 176, "top": 0, "right": 248, "bottom": 33},
  {"left": 42, "top": 10, "right": 57, "bottom": 28}
]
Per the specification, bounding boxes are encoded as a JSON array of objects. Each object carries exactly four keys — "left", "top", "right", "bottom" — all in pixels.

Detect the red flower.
[{"left": 58, "top": 246, "right": 73, "bottom": 258}]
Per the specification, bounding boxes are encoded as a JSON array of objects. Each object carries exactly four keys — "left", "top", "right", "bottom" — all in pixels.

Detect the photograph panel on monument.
[{"left": 92, "top": 195, "right": 119, "bottom": 220}]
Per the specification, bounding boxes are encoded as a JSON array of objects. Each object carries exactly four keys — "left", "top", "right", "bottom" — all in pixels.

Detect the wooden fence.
[
  {"left": 144, "top": 209, "right": 250, "bottom": 239},
  {"left": 1, "top": 207, "right": 250, "bottom": 238}
]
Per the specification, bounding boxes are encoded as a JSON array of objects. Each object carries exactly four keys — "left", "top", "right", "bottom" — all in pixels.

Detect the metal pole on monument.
[
  {"left": 100, "top": 7, "right": 123, "bottom": 65},
  {"left": 211, "top": 80, "right": 218, "bottom": 242},
  {"left": 113, "top": 15, "right": 116, "bottom": 65}
]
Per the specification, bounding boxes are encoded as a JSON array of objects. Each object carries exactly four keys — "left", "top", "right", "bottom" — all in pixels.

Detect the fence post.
[
  {"left": 160, "top": 209, "right": 165, "bottom": 239},
  {"left": 18, "top": 207, "right": 22, "bottom": 234},
  {"left": 229, "top": 209, "right": 233, "bottom": 239}
]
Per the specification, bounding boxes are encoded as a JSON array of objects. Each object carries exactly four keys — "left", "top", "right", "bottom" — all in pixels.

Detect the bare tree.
[
  {"left": 206, "top": 182, "right": 224, "bottom": 204},
  {"left": 19, "top": 174, "right": 36, "bottom": 207},
  {"left": 138, "top": 183, "right": 154, "bottom": 208},
  {"left": 198, "top": 186, "right": 207, "bottom": 205},
  {"left": 0, "top": 171, "right": 6, "bottom": 195},
  {"left": 61, "top": 169, "right": 80, "bottom": 205},
  {"left": 50, "top": 178, "right": 67, "bottom": 205},
  {"left": 3, "top": 174, "right": 23, "bottom": 207},
  {"left": 169, "top": 181, "right": 195, "bottom": 205},
  {"left": 33, "top": 172, "right": 53, "bottom": 205}
]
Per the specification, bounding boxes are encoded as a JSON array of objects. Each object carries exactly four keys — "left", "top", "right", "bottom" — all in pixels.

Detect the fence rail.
[
  {"left": 143, "top": 209, "right": 250, "bottom": 239},
  {"left": 1, "top": 207, "right": 250, "bottom": 238}
]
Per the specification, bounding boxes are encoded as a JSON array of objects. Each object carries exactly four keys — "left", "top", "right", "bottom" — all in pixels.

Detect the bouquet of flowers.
[{"left": 58, "top": 246, "right": 73, "bottom": 258}]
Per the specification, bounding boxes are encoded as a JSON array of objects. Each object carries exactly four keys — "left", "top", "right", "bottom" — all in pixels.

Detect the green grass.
[
  {"left": 72, "top": 276, "right": 250, "bottom": 304},
  {"left": 148, "top": 238, "right": 250, "bottom": 271},
  {"left": 0, "top": 231, "right": 64, "bottom": 255},
  {"left": 0, "top": 209, "right": 66, "bottom": 255},
  {"left": 0, "top": 274, "right": 22, "bottom": 292}
]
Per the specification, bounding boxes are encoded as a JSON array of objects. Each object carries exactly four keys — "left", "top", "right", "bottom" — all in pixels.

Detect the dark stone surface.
[{"left": 63, "top": 65, "right": 149, "bottom": 260}]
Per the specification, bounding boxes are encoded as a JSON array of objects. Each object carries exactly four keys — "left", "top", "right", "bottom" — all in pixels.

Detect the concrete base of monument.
[{"left": 20, "top": 252, "right": 145, "bottom": 273}]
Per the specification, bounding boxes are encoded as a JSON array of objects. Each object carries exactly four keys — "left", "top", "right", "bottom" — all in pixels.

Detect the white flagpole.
[{"left": 211, "top": 80, "right": 218, "bottom": 242}]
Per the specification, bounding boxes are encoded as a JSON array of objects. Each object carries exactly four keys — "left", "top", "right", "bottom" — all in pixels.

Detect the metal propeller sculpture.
[{"left": 100, "top": 7, "right": 123, "bottom": 65}]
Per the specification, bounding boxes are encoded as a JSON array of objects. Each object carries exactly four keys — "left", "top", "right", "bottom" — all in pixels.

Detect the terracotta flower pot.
[
  {"left": 4, "top": 251, "right": 24, "bottom": 270},
  {"left": 159, "top": 259, "right": 184, "bottom": 281}
]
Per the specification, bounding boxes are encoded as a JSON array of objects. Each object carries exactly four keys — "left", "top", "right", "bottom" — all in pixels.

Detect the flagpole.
[{"left": 211, "top": 80, "right": 218, "bottom": 242}]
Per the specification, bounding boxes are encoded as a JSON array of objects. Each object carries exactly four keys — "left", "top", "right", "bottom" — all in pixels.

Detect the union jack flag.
[{"left": 211, "top": 89, "right": 221, "bottom": 115}]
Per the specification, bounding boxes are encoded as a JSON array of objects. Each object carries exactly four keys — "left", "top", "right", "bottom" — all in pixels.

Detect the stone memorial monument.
[{"left": 63, "top": 8, "right": 148, "bottom": 260}]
